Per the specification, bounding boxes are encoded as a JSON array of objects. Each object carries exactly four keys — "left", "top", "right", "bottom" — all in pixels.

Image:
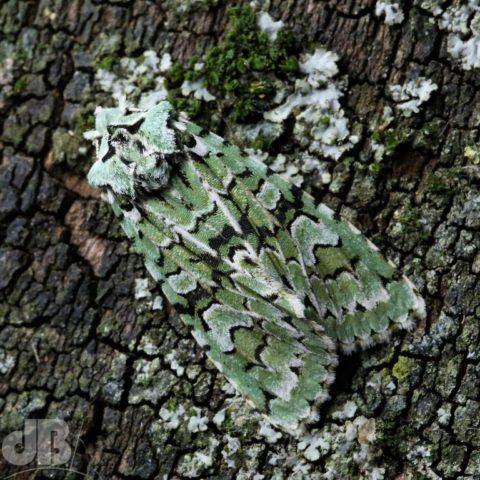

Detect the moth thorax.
[
  {"left": 111, "top": 127, "right": 176, "bottom": 196},
  {"left": 135, "top": 151, "right": 172, "bottom": 193}
]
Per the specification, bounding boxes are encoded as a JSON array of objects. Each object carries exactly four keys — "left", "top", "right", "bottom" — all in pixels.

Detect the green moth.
[{"left": 85, "top": 101, "right": 425, "bottom": 434}]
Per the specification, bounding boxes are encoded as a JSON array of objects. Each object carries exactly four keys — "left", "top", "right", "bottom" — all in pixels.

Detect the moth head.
[{"left": 85, "top": 100, "right": 177, "bottom": 199}]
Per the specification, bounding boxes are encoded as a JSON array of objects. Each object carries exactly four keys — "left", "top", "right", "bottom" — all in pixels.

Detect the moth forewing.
[{"left": 86, "top": 100, "right": 426, "bottom": 434}]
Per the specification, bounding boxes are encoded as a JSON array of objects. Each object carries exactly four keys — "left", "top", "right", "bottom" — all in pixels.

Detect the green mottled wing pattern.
[{"left": 86, "top": 101, "right": 425, "bottom": 433}]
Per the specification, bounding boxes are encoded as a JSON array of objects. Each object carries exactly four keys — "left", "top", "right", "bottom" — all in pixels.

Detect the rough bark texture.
[{"left": 0, "top": 1, "right": 479, "bottom": 479}]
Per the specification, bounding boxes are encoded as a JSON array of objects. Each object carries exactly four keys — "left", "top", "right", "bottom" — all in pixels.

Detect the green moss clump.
[
  {"left": 425, "top": 172, "right": 449, "bottom": 193},
  {"left": 392, "top": 355, "right": 415, "bottom": 383},
  {"left": 96, "top": 55, "right": 116, "bottom": 71},
  {"left": 74, "top": 113, "right": 95, "bottom": 132},
  {"left": 165, "top": 397, "right": 180, "bottom": 412},
  {"left": 372, "top": 127, "right": 412, "bottom": 157},
  {"left": 166, "top": 6, "right": 303, "bottom": 124},
  {"left": 13, "top": 76, "right": 28, "bottom": 93}
]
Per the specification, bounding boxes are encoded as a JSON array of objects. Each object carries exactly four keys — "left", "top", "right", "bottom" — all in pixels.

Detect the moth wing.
[
  {"left": 179, "top": 120, "right": 425, "bottom": 353},
  {"left": 124, "top": 212, "right": 336, "bottom": 433}
]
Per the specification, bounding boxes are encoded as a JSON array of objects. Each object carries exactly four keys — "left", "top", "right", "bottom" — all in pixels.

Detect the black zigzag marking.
[
  {"left": 263, "top": 389, "right": 277, "bottom": 415},
  {"left": 208, "top": 224, "right": 238, "bottom": 249},
  {"left": 101, "top": 142, "right": 118, "bottom": 162}
]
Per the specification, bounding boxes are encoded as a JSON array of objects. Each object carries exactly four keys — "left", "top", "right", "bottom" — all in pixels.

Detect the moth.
[{"left": 86, "top": 101, "right": 425, "bottom": 434}]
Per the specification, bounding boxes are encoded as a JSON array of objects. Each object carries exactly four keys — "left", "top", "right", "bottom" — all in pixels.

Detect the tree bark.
[{"left": 0, "top": 1, "right": 479, "bottom": 479}]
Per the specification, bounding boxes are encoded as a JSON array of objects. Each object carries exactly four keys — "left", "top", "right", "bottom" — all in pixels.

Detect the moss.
[
  {"left": 413, "top": 119, "right": 443, "bottom": 149},
  {"left": 425, "top": 168, "right": 464, "bottom": 194},
  {"left": 13, "top": 50, "right": 28, "bottom": 62},
  {"left": 368, "top": 161, "right": 382, "bottom": 174},
  {"left": 425, "top": 172, "right": 450, "bottom": 193},
  {"left": 13, "top": 76, "right": 27, "bottom": 93},
  {"left": 251, "top": 131, "right": 274, "bottom": 151},
  {"left": 74, "top": 113, "right": 95, "bottom": 132},
  {"left": 166, "top": 6, "right": 304, "bottom": 124},
  {"left": 165, "top": 397, "right": 180, "bottom": 412},
  {"left": 96, "top": 55, "right": 116, "bottom": 71},
  {"left": 395, "top": 204, "right": 430, "bottom": 241},
  {"left": 137, "top": 75, "right": 155, "bottom": 90},
  {"left": 392, "top": 355, "right": 415, "bottom": 383},
  {"left": 372, "top": 127, "right": 411, "bottom": 157}
]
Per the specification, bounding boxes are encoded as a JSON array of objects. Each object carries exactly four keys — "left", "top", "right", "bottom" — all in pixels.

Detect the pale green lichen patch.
[
  {"left": 129, "top": 358, "right": 177, "bottom": 404},
  {"left": 392, "top": 355, "right": 415, "bottom": 383},
  {"left": 464, "top": 144, "right": 480, "bottom": 164},
  {"left": 388, "top": 78, "right": 438, "bottom": 117},
  {"left": 375, "top": 1, "right": 405, "bottom": 25},
  {"left": 94, "top": 50, "right": 171, "bottom": 110}
]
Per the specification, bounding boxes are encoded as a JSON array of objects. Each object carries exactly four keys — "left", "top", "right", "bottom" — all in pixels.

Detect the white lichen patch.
[
  {"left": 331, "top": 400, "right": 358, "bottom": 420},
  {"left": 261, "top": 150, "right": 333, "bottom": 188},
  {"left": 221, "top": 435, "right": 242, "bottom": 468},
  {"left": 0, "top": 57, "right": 14, "bottom": 91},
  {"left": 369, "top": 106, "right": 395, "bottom": 162},
  {"left": 405, "top": 444, "right": 442, "bottom": 479},
  {"left": 221, "top": 378, "right": 237, "bottom": 395},
  {"left": 165, "top": 350, "right": 185, "bottom": 376},
  {"left": 264, "top": 48, "right": 358, "bottom": 160},
  {"left": 152, "top": 295, "right": 164, "bottom": 310},
  {"left": 258, "top": 419, "right": 282, "bottom": 443},
  {"left": 134, "top": 277, "right": 151, "bottom": 299},
  {"left": 159, "top": 403, "right": 186, "bottom": 430},
  {"left": 375, "top": 1, "right": 405, "bottom": 25},
  {"left": 417, "top": 0, "right": 444, "bottom": 17},
  {"left": 181, "top": 79, "right": 216, "bottom": 102},
  {"left": 298, "top": 430, "right": 331, "bottom": 461},
  {"left": 418, "top": 0, "right": 480, "bottom": 70},
  {"left": 437, "top": 405, "right": 452, "bottom": 425},
  {"left": 187, "top": 406, "right": 209, "bottom": 432},
  {"left": 291, "top": 414, "right": 382, "bottom": 478},
  {"left": 95, "top": 50, "right": 171, "bottom": 109},
  {"left": 0, "top": 350, "right": 16, "bottom": 375},
  {"left": 236, "top": 444, "right": 269, "bottom": 479},
  {"left": 269, "top": 153, "right": 304, "bottom": 186},
  {"left": 257, "top": 11, "right": 284, "bottom": 41},
  {"left": 213, "top": 407, "right": 227, "bottom": 426},
  {"left": 176, "top": 436, "right": 220, "bottom": 477},
  {"left": 138, "top": 337, "right": 161, "bottom": 356},
  {"left": 129, "top": 358, "right": 165, "bottom": 403},
  {"left": 388, "top": 77, "right": 438, "bottom": 117}
]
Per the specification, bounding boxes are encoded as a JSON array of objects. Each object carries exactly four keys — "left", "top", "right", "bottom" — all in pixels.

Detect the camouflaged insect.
[{"left": 85, "top": 101, "right": 426, "bottom": 434}]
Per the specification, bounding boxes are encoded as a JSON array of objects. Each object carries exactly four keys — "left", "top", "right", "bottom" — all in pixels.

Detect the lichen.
[
  {"left": 94, "top": 50, "right": 171, "bottom": 110},
  {"left": 166, "top": 6, "right": 302, "bottom": 124},
  {"left": 464, "top": 144, "right": 480, "bottom": 164},
  {"left": 388, "top": 78, "right": 438, "bottom": 117},
  {"left": 417, "top": 0, "right": 480, "bottom": 70},
  {"left": 375, "top": 1, "right": 405, "bottom": 25},
  {"left": 392, "top": 355, "right": 415, "bottom": 383}
]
